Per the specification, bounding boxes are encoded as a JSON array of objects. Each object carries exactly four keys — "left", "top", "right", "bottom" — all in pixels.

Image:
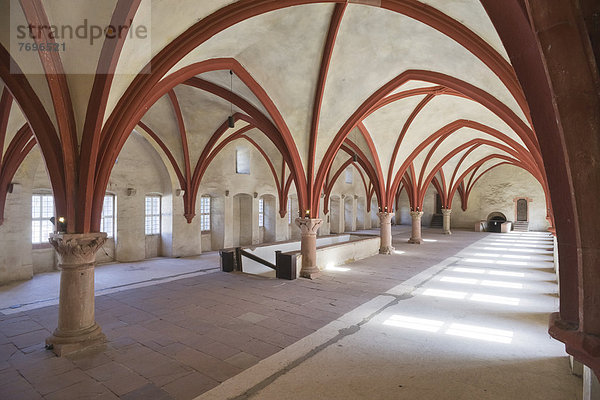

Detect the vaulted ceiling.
[{"left": 0, "top": 0, "right": 549, "bottom": 230}]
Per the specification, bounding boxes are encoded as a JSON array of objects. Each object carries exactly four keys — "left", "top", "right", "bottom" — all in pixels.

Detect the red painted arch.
[
  {"left": 136, "top": 121, "right": 186, "bottom": 189},
  {"left": 78, "top": 0, "right": 142, "bottom": 232},
  {"left": 417, "top": 139, "right": 523, "bottom": 207},
  {"left": 315, "top": 69, "right": 542, "bottom": 217},
  {"left": 19, "top": 0, "right": 79, "bottom": 226},
  {"left": 91, "top": 59, "right": 306, "bottom": 231},
  {"left": 386, "top": 93, "right": 436, "bottom": 191},
  {"left": 93, "top": 58, "right": 307, "bottom": 231},
  {"left": 0, "top": 124, "right": 36, "bottom": 225},
  {"left": 0, "top": 88, "right": 13, "bottom": 168},
  {"left": 100, "top": 0, "right": 528, "bottom": 225},
  {"left": 0, "top": 45, "right": 67, "bottom": 222},
  {"left": 308, "top": 3, "right": 347, "bottom": 198},
  {"left": 387, "top": 118, "right": 542, "bottom": 207}
]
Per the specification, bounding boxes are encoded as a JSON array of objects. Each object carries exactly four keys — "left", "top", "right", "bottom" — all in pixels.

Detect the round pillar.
[
  {"left": 408, "top": 211, "right": 424, "bottom": 244},
  {"left": 295, "top": 218, "right": 323, "bottom": 279},
  {"left": 377, "top": 212, "right": 395, "bottom": 254},
  {"left": 442, "top": 208, "right": 452, "bottom": 235},
  {"left": 46, "top": 232, "right": 107, "bottom": 356}
]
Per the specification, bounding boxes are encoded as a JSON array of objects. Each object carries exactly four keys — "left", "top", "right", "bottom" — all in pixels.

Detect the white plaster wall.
[
  {"left": 422, "top": 186, "right": 436, "bottom": 227},
  {"left": 396, "top": 190, "right": 411, "bottom": 225},
  {"left": 394, "top": 165, "right": 549, "bottom": 232},
  {"left": 198, "top": 142, "right": 281, "bottom": 250},
  {"left": 288, "top": 194, "right": 301, "bottom": 241},
  {"left": 31, "top": 154, "right": 56, "bottom": 272},
  {"left": 104, "top": 133, "right": 173, "bottom": 262},
  {"left": 450, "top": 165, "right": 549, "bottom": 231},
  {"left": 0, "top": 149, "right": 38, "bottom": 283},
  {"left": 326, "top": 165, "right": 370, "bottom": 234}
]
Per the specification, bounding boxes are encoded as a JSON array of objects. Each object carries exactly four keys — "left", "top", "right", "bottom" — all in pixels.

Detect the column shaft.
[
  {"left": 408, "top": 211, "right": 424, "bottom": 244},
  {"left": 442, "top": 209, "right": 452, "bottom": 235},
  {"left": 295, "top": 218, "right": 323, "bottom": 279},
  {"left": 378, "top": 212, "right": 394, "bottom": 254}
]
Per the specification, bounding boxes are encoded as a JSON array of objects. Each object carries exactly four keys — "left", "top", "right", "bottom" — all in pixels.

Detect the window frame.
[
  {"left": 345, "top": 166, "right": 353, "bottom": 184},
  {"left": 145, "top": 195, "right": 162, "bottom": 236},
  {"left": 258, "top": 197, "right": 265, "bottom": 228},
  {"left": 200, "top": 195, "right": 211, "bottom": 233},
  {"left": 235, "top": 148, "right": 251, "bottom": 175},
  {"left": 31, "top": 192, "right": 54, "bottom": 247},
  {"left": 100, "top": 194, "right": 116, "bottom": 238}
]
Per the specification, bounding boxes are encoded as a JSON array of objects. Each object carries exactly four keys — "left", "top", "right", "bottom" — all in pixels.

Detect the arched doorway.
[
  {"left": 260, "top": 194, "right": 276, "bottom": 243},
  {"left": 516, "top": 198, "right": 528, "bottom": 222},
  {"left": 371, "top": 198, "right": 380, "bottom": 228},
  {"left": 210, "top": 196, "right": 225, "bottom": 251},
  {"left": 356, "top": 197, "right": 366, "bottom": 230},
  {"left": 344, "top": 195, "right": 355, "bottom": 232},
  {"left": 233, "top": 193, "right": 253, "bottom": 246},
  {"left": 330, "top": 195, "right": 341, "bottom": 234}
]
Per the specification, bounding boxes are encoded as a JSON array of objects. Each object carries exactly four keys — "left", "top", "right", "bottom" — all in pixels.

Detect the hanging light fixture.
[{"left": 228, "top": 70, "right": 235, "bottom": 128}]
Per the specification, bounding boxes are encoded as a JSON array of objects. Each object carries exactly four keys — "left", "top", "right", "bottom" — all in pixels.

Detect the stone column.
[
  {"left": 442, "top": 208, "right": 452, "bottom": 235},
  {"left": 46, "top": 232, "right": 107, "bottom": 356},
  {"left": 408, "top": 211, "right": 424, "bottom": 244},
  {"left": 295, "top": 218, "right": 323, "bottom": 279},
  {"left": 377, "top": 212, "right": 395, "bottom": 255}
]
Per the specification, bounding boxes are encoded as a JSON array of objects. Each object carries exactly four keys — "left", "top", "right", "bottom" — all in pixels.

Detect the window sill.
[{"left": 32, "top": 243, "right": 52, "bottom": 250}]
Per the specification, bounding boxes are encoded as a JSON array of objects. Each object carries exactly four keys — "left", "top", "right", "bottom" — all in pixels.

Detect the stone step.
[
  {"left": 513, "top": 221, "right": 529, "bottom": 232},
  {"left": 430, "top": 214, "right": 443, "bottom": 228}
]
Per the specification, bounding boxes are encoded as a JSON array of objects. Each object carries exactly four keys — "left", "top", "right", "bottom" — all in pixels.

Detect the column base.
[
  {"left": 46, "top": 323, "right": 106, "bottom": 356},
  {"left": 300, "top": 267, "right": 320, "bottom": 280},
  {"left": 379, "top": 246, "right": 395, "bottom": 255},
  {"left": 549, "top": 312, "right": 600, "bottom": 381},
  {"left": 408, "top": 238, "right": 422, "bottom": 244},
  {"left": 443, "top": 230, "right": 452, "bottom": 235}
]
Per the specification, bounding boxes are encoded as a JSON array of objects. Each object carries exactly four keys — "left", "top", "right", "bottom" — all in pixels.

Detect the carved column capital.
[
  {"left": 295, "top": 218, "right": 323, "bottom": 236},
  {"left": 377, "top": 212, "right": 393, "bottom": 223},
  {"left": 410, "top": 211, "right": 424, "bottom": 218},
  {"left": 49, "top": 233, "right": 107, "bottom": 268},
  {"left": 441, "top": 209, "right": 452, "bottom": 216}
]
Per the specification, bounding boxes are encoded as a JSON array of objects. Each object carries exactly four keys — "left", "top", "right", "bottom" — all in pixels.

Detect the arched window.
[
  {"left": 236, "top": 148, "right": 250, "bottom": 174},
  {"left": 345, "top": 167, "right": 353, "bottom": 184}
]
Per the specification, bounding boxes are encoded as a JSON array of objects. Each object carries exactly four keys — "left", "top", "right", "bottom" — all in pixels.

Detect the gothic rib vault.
[{"left": 0, "top": 0, "right": 599, "bottom": 383}]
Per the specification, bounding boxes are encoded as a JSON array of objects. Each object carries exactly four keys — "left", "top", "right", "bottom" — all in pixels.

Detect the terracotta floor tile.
[
  {"left": 172, "top": 348, "right": 241, "bottom": 382},
  {"left": 32, "top": 368, "right": 89, "bottom": 396},
  {"left": 161, "top": 372, "right": 219, "bottom": 400},
  {"left": 44, "top": 379, "right": 119, "bottom": 400},
  {"left": 10, "top": 328, "right": 50, "bottom": 350},
  {"left": 190, "top": 338, "right": 239, "bottom": 360},
  {"left": 224, "top": 351, "right": 260, "bottom": 369},
  {"left": 234, "top": 338, "right": 282, "bottom": 359},
  {"left": 120, "top": 383, "right": 174, "bottom": 400}
]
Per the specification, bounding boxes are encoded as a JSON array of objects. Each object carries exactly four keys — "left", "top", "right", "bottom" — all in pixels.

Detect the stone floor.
[{"left": 0, "top": 227, "right": 581, "bottom": 399}]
